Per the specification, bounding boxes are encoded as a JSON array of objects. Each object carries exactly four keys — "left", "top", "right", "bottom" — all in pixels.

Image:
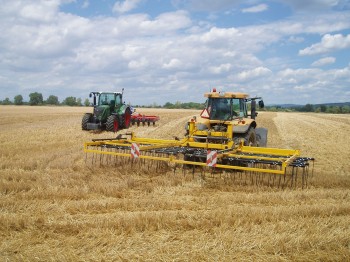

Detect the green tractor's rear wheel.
[
  {"left": 106, "top": 115, "right": 120, "bottom": 132},
  {"left": 82, "top": 113, "right": 92, "bottom": 130},
  {"left": 123, "top": 108, "right": 132, "bottom": 128}
]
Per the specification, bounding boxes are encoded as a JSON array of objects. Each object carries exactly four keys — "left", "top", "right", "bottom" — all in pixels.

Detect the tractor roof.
[
  {"left": 204, "top": 89, "right": 249, "bottom": 99},
  {"left": 99, "top": 92, "right": 122, "bottom": 95}
]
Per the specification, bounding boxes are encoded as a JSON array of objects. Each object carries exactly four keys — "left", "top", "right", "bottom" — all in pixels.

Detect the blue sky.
[{"left": 1, "top": 0, "right": 350, "bottom": 105}]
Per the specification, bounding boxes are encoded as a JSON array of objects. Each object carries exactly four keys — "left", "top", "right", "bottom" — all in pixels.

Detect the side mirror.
[
  {"left": 259, "top": 100, "right": 264, "bottom": 108},
  {"left": 89, "top": 93, "right": 92, "bottom": 98}
]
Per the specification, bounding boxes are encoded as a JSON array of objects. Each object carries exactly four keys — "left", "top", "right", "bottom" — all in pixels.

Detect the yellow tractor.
[
  {"left": 185, "top": 88, "right": 267, "bottom": 147},
  {"left": 84, "top": 88, "right": 314, "bottom": 188}
]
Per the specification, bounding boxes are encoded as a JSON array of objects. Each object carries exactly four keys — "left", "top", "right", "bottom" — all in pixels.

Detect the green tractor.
[{"left": 82, "top": 90, "right": 132, "bottom": 132}]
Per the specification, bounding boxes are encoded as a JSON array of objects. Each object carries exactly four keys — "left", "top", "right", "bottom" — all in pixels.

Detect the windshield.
[
  {"left": 208, "top": 98, "right": 246, "bottom": 120},
  {"left": 98, "top": 93, "right": 118, "bottom": 106}
]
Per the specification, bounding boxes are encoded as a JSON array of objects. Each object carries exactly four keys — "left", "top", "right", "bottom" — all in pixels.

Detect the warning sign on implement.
[
  {"left": 131, "top": 143, "right": 140, "bottom": 158},
  {"left": 206, "top": 150, "right": 217, "bottom": 167}
]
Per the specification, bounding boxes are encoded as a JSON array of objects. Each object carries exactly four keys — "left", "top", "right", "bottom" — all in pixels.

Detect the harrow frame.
[
  {"left": 85, "top": 138, "right": 300, "bottom": 174},
  {"left": 84, "top": 121, "right": 314, "bottom": 188}
]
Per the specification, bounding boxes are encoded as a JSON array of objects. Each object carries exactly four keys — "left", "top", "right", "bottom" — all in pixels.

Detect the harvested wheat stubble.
[{"left": 0, "top": 106, "right": 349, "bottom": 261}]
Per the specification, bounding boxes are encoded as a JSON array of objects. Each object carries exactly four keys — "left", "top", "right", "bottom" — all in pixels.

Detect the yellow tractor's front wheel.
[
  {"left": 234, "top": 127, "right": 257, "bottom": 146},
  {"left": 245, "top": 128, "right": 257, "bottom": 146}
]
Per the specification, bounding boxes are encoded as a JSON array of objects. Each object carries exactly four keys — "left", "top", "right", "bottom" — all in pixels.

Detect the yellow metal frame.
[{"left": 84, "top": 126, "right": 300, "bottom": 175}]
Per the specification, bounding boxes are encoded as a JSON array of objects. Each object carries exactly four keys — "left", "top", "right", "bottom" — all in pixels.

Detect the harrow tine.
[{"left": 294, "top": 166, "right": 298, "bottom": 189}]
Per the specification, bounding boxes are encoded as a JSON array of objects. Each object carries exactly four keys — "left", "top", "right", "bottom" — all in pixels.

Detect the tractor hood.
[
  {"left": 193, "top": 116, "right": 256, "bottom": 134},
  {"left": 94, "top": 105, "right": 110, "bottom": 120}
]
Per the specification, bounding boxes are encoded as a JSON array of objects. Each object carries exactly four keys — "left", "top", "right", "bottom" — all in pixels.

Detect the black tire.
[
  {"left": 255, "top": 128, "right": 268, "bottom": 147},
  {"left": 82, "top": 113, "right": 92, "bottom": 130},
  {"left": 106, "top": 115, "right": 120, "bottom": 132},
  {"left": 244, "top": 128, "right": 257, "bottom": 146},
  {"left": 234, "top": 127, "right": 257, "bottom": 146}
]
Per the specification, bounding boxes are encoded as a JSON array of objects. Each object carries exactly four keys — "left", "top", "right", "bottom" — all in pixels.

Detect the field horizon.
[{"left": 0, "top": 105, "right": 349, "bottom": 261}]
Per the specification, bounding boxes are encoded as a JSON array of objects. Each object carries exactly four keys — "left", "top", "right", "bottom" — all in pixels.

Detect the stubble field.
[{"left": 0, "top": 105, "right": 350, "bottom": 261}]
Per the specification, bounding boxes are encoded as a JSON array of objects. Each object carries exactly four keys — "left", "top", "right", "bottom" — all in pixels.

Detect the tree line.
[
  {"left": 0, "top": 93, "right": 205, "bottom": 109},
  {"left": 265, "top": 103, "right": 350, "bottom": 114},
  {"left": 0, "top": 92, "right": 90, "bottom": 106},
  {"left": 1, "top": 93, "right": 349, "bottom": 114}
]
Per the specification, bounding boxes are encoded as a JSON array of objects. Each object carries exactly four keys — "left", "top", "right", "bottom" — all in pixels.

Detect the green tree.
[
  {"left": 326, "top": 106, "right": 340, "bottom": 114},
  {"left": 46, "top": 95, "right": 59, "bottom": 105},
  {"left": 29, "top": 92, "right": 43, "bottom": 105},
  {"left": 63, "top": 96, "right": 78, "bottom": 106},
  {"left": 2, "top": 97, "right": 12, "bottom": 105},
  {"left": 77, "top": 98, "right": 82, "bottom": 106},
  {"left": 174, "top": 101, "right": 181, "bottom": 109},
  {"left": 84, "top": 98, "right": 90, "bottom": 106},
  {"left": 14, "top": 95, "right": 23, "bottom": 105},
  {"left": 320, "top": 105, "right": 327, "bottom": 112},
  {"left": 164, "top": 102, "right": 174, "bottom": 109},
  {"left": 332, "top": 106, "right": 341, "bottom": 114},
  {"left": 342, "top": 105, "right": 350, "bottom": 113},
  {"left": 303, "top": 104, "right": 314, "bottom": 112}
]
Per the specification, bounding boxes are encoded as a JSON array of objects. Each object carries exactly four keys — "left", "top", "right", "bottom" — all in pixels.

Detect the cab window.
[{"left": 98, "top": 93, "right": 115, "bottom": 106}]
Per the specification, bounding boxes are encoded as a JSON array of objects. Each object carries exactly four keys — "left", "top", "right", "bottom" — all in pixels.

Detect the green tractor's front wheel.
[
  {"left": 106, "top": 115, "right": 120, "bottom": 132},
  {"left": 82, "top": 113, "right": 92, "bottom": 130}
]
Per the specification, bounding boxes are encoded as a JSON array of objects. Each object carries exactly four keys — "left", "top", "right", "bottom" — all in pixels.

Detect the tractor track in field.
[
  {"left": 127, "top": 109, "right": 200, "bottom": 139},
  {"left": 273, "top": 112, "right": 350, "bottom": 177}
]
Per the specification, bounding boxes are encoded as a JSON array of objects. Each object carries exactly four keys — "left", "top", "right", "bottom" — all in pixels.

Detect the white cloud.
[
  {"left": 140, "top": 10, "right": 192, "bottom": 33},
  {"left": 128, "top": 57, "right": 148, "bottom": 69},
  {"left": 7, "top": 0, "right": 60, "bottom": 22},
  {"left": 208, "top": 63, "right": 232, "bottom": 74},
  {"left": 175, "top": 0, "right": 348, "bottom": 13},
  {"left": 236, "top": 67, "right": 272, "bottom": 82},
  {"left": 277, "top": 0, "right": 342, "bottom": 11},
  {"left": 174, "top": 0, "right": 241, "bottom": 12},
  {"left": 113, "top": 0, "right": 142, "bottom": 14},
  {"left": 200, "top": 27, "right": 239, "bottom": 42},
  {"left": 241, "top": 4, "right": 268, "bottom": 13},
  {"left": 299, "top": 34, "right": 350, "bottom": 55},
  {"left": 288, "top": 36, "right": 304, "bottom": 43},
  {"left": 311, "top": 56, "right": 336, "bottom": 67},
  {"left": 163, "top": 59, "right": 182, "bottom": 69}
]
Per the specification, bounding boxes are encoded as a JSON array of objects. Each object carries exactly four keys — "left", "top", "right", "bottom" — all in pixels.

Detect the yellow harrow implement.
[{"left": 84, "top": 122, "right": 314, "bottom": 188}]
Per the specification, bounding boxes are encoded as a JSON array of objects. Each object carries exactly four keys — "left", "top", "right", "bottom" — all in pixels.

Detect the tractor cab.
[
  {"left": 98, "top": 92, "right": 119, "bottom": 107},
  {"left": 206, "top": 96, "right": 247, "bottom": 120},
  {"left": 200, "top": 88, "right": 264, "bottom": 121},
  {"left": 92, "top": 92, "right": 122, "bottom": 108}
]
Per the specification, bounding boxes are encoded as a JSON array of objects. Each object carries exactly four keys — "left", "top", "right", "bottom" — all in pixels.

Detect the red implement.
[{"left": 131, "top": 113, "right": 160, "bottom": 126}]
